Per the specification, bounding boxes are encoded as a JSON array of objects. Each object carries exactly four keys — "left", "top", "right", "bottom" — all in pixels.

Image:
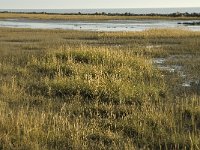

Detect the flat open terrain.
[
  {"left": 0, "top": 12, "right": 200, "bottom": 20},
  {"left": 0, "top": 27, "right": 200, "bottom": 149}
]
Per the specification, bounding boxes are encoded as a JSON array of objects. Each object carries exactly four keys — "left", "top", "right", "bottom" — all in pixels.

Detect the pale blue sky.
[{"left": 0, "top": 0, "right": 200, "bottom": 9}]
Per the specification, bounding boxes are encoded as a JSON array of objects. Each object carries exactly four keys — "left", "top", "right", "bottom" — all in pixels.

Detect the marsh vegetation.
[
  {"left": 1, "top": 12, "right": 200, "bottom": 21},
  {"left": 0, "top": 27, "right": 199, "bottom": 149}
]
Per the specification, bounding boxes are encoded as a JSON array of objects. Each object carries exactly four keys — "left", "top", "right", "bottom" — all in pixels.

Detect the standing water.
[{"left": 0, "top": 19, "right": 200, "bottom": 31}]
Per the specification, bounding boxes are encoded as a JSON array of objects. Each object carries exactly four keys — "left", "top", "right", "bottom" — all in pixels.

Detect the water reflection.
[{"left": 0, "top": 19, "right": 200, "bottom": 31}]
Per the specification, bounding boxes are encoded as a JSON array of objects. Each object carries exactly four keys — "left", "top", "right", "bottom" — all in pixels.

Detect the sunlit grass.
[
  {"left": 0, "top": 28, "right": 199, "bottom": 149},
  {"left": 0, "top": 12, "right": 200, "bottom": 20}
]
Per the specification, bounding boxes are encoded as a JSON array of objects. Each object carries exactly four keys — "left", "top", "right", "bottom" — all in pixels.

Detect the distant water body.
[
  {"left": 1, "top": 7, "right": 200, "bottom": 14},
  {"left": 1, "top": 8, "right": 200, "bottom": 32},
  {"left": 1, "top": 19, "right": 200, "bottom": 32}
]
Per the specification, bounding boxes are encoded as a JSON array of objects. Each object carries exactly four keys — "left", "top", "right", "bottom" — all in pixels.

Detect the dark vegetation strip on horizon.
[{"left": 1, "top": 10, "right": 200, "bottom": 17}]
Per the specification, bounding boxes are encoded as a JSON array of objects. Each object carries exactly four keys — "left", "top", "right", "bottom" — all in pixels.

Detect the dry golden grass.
[
  {"left": 0, "top": 28, "right": 199, "bottom": 149},
  {"left": 0, "top": 12, "right": 200, "bottom": 21}
]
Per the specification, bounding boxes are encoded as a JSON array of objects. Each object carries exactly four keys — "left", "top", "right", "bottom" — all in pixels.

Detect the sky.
[{"left": 0, "top": 0, "right": 200, "bottom": 9}]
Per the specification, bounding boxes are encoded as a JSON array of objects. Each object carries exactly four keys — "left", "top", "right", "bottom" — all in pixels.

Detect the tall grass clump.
[{"left": 27, "top": 46, "right": 165, "bottom": 104}]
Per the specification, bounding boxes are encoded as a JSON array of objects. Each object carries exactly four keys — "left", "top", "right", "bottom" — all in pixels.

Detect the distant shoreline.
[{"left": 1, "top": 11, "right": 200, "bottom": 17}]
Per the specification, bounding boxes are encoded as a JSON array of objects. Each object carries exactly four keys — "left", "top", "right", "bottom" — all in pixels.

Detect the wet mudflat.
[{"left": 153, "top": 54, "right": 200, "bottom": 94}]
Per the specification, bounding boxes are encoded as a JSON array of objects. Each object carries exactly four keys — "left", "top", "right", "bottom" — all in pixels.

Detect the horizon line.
[{"left": 1, "top": 6, "right": 200, "bottom": 10}]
